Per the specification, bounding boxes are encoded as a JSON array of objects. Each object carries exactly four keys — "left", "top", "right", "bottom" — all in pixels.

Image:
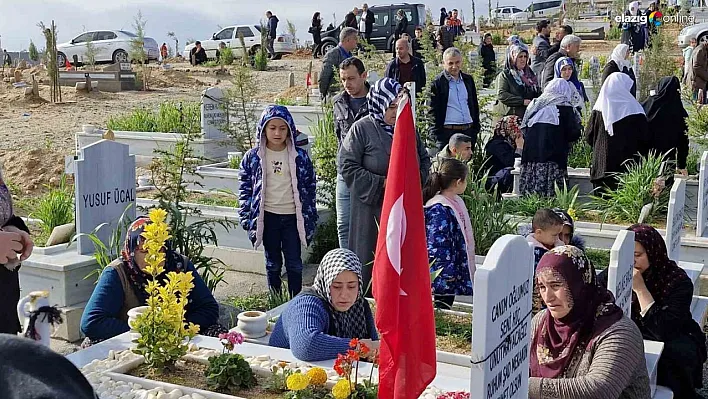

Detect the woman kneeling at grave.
[
  {"left": 80, "top": 217, "right": 222, "bottom": 345},
  {"left": 529, "top": 245, "right": 650, "bottom": 399},
  {"left": 627, "top": 224, "right": 707, "bottom": 398},
  {"left": 269, "top": 249, "right": 379, "bottom": 361}
]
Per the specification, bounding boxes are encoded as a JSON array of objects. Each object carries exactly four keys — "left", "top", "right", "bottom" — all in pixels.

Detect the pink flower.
[
  {"left": 436, "top": 392, "right": 470, "bottom": 399},
  {"left": 218, "top": 331, "right": 245, "bottom": 352}
]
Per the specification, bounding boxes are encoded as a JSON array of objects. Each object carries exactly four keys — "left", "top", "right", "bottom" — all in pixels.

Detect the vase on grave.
[
  {"left": 17, "top": 290, "right": 62, "bottom": 347},
  {"left": 236, "top": 311, "right": 267, "bottom": 338}
]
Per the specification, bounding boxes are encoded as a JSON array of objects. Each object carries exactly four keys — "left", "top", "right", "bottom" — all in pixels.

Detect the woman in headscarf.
[
  {"left": 484, "top": 115, "right": 523, "bottom": 194},
  {"left": 641, "top": 76, "right": 690, "bottom": 175},
  {"left": 479, "top": 32, "right": 497, "bottom": 88},
  {"left": 626, "top": 224, "right": 707, "bottom": 398},
  {"left": 554, "top": 56, "right": 587, "bottom": 111},
  {"left": 552, "top": 208, "right": 585, "bottom": 251},
  {"left": 269, "top": 249, "right": 378, "bottom": 361},
  {"left": 310, "top": 12, "right": 323, "bottom": 58},
  {"left": 0, "top": 165, "right": 33, "bottom": 335},
  {"left": 601, "top": 43, "right": 637, "bottom": 98},
  {"left": 520, "top": 78, "right": 582, "bottom": 196},
  {"left": 621, "top": 1, "right": 646, "bottom": 52},
  {"left": 529, "top": 246, "right": 650, "bottom": 399},
  {"left": 494, "top": 44, "right": 541, "bottom": 120},
  {"left": 80, "top": 216, "right": 221, "bottom": 345},
  {"left": 394, "top": 9, "right": 408, "bottom": 41},
  {"left": 339, "top": 78, "right": 431, "bottom": 292},
  {"left": 584, "top": 72, "right": 650, "bottom": 192}
]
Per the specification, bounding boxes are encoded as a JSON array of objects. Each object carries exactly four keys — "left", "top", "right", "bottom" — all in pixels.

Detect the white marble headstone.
[
  {"left": 74, "top": 140, "right": 136, "bottom": 255},
  {"left": 201, "top": 87, "right": 227, "bottom": 139},
  {"left": 607, "top": 230, "right": 635, "bottom": 318},
  {"left": 470, "top": 235, "right": 532, "bottom": 399},
  {"left": 697, "top": 151, "right": 708, "bottom": 237},
  {"left": 665, "top": 178, "right": 686, "bottom": 262}
]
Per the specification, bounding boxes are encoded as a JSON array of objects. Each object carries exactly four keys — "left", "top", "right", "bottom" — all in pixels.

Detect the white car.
[
  {"left": 57, "top": 30, "right": 159, "bottom": 65},
  {"left": 678, "top": 21, "right": 708, "bottom": 47},
  {"left": 492, "top": 6, "right": 527, "bottom": 22},
  {"left": 183, "top": 25, "right": 296, "bottom": 61}
]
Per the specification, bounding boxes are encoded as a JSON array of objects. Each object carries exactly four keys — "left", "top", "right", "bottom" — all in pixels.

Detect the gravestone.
[
  {"left": 201, "top": 87, "right": 227, "bottom": 139},
  {"left": 470, "top": 235, "right": 532, "bottom": 399},
  {"left": 74, "top": 140, "right": 136, "bottom": 255},
  {"left": 665, "top": 178, "right": 686, "bottom": 262},
  {"left": 697, "top": 151, "right": 708, "bottom": 237},
  {"left": 607, "top": 230, "right": 635, "bottom": 317},
  {"left": 288, "top": 72, "right": 295, "bottom": 88}
]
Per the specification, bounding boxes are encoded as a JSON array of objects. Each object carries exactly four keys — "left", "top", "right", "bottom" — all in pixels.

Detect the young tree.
[
  {"left": 84, "top": 35, "right": 98, "bottom": 70},
  {"left": 129, "top": 11, "right": 150, "bottom": 90},
  {"left": 221, "top": 64, "right": 259, "bottom": 151},
  {"left": 167, "top": 31, "right": 179, "bottom": 57},
  {"left": 38, "top": 21, "right": 61, "bottom": 103},
  {"left": 28, "top": 41, "right": 39, "bottom": 62},
  {"left": 286, "top": 19, "right": 297, "bottom": 40}
]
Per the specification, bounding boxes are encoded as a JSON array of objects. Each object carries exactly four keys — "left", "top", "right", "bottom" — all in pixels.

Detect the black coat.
[
  {"left": 344, "top": 12, "right": 358, "bottom": 29},
  {"left": 601, "top": 60, "right": 637, "bottom": 98},
  {"left": 427, "top": 72, "right": 481, "bottom": 144},
  {"left": 521, "top": 105, "right": 582, "bottom": 169},
  {"left": 190, "top": 47, "right": 207, "bottom": 65},
  {"left": 439, "top": 11, "right": 447, "bottom": 26},
  {"left": 384, "top": 56, "right": 426, "bottom": 93},
  {"left": 479, "top": 43, "right": 496, "bottom": 70},
  {"left": 268, "top": 15, "right": 279, "bottom": 39},
  {"left": 641, "top": 76, "right": 689, "bottom": 169},
  {"left": 310, "top": 20, "right": 322, "bottom": 45},
  {"left": 395, "top": 16, "right": 409, "bottom": 39},
  {"left": 0, "top": 215, "right": 28, "bottom": 334},
  {"left": 332, "top": 89, "right": 369, "bottom": 144},
  {"left": 485, "top": 135, "right": 518, "bottom": 176},
  {"left": 363, "top": 11, "right": 374, "bottom": 36}
]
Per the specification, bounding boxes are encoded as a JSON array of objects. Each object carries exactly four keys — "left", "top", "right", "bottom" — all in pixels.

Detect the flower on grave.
[
  {"left": 332, "top": 379, "right": 352, "bottom": 399},
  {"left": 286, "top": 372, "right": 310, "bottom": 391},
  {"left": 436, "top": 392, "right": 471, "bottom": 399},
  {"left": 306, "top": 367, "right": 328, "bottom": 386},
  {"left": 218, "top": 331, "right": 245, "bottom": 353},
  {"left": 567, "top": 208, "right": 577, "bottom": 221}
]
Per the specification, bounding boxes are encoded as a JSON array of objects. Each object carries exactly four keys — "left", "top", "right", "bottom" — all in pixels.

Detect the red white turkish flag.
[{"left": 373, "top": 92, "right": 437, "bottom": 399}]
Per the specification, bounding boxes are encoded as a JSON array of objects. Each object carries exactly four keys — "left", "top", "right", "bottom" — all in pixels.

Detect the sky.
[{"left": 0, "top": 0, "right": 529, "bottom": 52}]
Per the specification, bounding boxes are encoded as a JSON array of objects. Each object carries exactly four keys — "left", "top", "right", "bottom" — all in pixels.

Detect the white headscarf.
[
  {"left": 628, "top": 1, "right": 641, "bottom": 14},
  {"left": 521, "top": 78, "right": 574, "bottom": 128},
  {"left": 610, "top": 43, "right": 632, "bottom": 73},
  {"left": 592, "top": 72, "right": 645, "bottom": 136}
]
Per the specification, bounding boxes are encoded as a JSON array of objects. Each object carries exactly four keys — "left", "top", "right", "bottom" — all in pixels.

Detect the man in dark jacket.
[
  {"left": 190, "top": 41, "right": 207, "bottom": 65},
  {"left": 333, "top": 57, "right": 369, "bottom": 249},
  {"left": 530, "top": 20, "right": 551, "bottom": 78},
  {"left": 360, "top": 4, "right": 375, "bottom": 43},
  {"left": 547, "top": 25, "right": 573, "bottom": 57},
  {"left": 385, "top": 39, "right": 426, "bottom": 93},
  {"left": 428, "top": 47, "right": 481, "bottom": 151},
  {"left": 412, "top": 26, "right": 424, "bottom": 59},
  {"left": 439, "top": 8, "right": 447, "bottom": 26},
  {"left": 438, "top": 19, "right": 456, "bottom": 52},
  {"left": 541, "top": 34, "right": 581, "bottom": 89},
  {"left": 344, "top": 8, "right": 359, "bottom": 30},
  {"left": 319, "top": 27, "right": 359, "bottom": 100},
  {"left": 266, "top": 10, "right": 279, "bottom": 59}
]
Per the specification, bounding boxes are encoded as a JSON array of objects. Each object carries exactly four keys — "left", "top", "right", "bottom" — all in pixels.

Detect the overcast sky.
[{"left": 0, "top": 0, "right": 528, "bottom": 51}]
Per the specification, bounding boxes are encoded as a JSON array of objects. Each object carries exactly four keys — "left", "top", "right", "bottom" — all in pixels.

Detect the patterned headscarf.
[
  {"left": 628, "top": 224, "right": 691, "bottom": 306},
  {"left": 521, "top": 78, "right": 574, "bottom": 129},
  {"left": 305, "top": 248, "right": 372, "bottom": 339},
  {"left": 367, "top": 78, "right": 402, "bottom": 136},
  {"left": 493, "top": 115, "right": 522, "bottom": 149},
  {"left": 120, "top": 217, "right": 185, "bottom": 302},
  {"left": 553, "top": 56, "right": 585, "bottom": 98},
  {"left": 506, "top": 44, "right": 538, "bottom": 90},
  {"left": 553, "top": 208, "right": 575, "bottom": 235},
  {"left": 0, "top": 166, "right": 14, "bottom": 227},
  {"left": 530, "top": 246, "right": 623, "bottom": 378}
]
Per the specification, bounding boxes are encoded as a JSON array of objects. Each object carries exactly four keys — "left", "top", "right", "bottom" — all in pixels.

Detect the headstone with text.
[
  {"left": 74, "top": 140, "right": 136, "bottom": 255},
  {"left": 470, "top": 235, "right": 533, "bottom": 399},
  {"left": 697, "top": 151, "right": 708, "bottom": 237},
  {"left": 607, "top": 230, "right": 635, "bottom": 317},
  {"left": 201, "top": 87, "right": 227, "bottom": 139},
  {"left": 665, "top": 178, "right": 686, "bottom": 262}
]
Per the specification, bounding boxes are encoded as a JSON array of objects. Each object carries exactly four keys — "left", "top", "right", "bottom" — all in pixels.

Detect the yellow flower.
[
  {"left": 148, "top": 208, "right": 168, "bottom": 224},
  {"left": 286, "top": 373, "right": 309, "bottom": 391},
  {"left": 306, "top": 367, "right": 328, "bottom": 385},
  {"left": 567, "top": 208, "right": 577, "bottom": 221},
  {"left": 332, "top": 379, "right": 351, "bottom": 399}
]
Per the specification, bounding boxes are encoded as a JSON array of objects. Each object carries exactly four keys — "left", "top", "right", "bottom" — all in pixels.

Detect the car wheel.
[
  {"left": 57, "top": 52, "right": 67, "bottom": 66},
  {"left": 320, "top": 41, "right": 336, "bottom": 56},
  {"left": 113, "top": 49, "right": 129, "bottom": 64},
  {"left": 249, "top": 45, "right": 261, "bottom": 56},
  {"left": 699, "top": 33, "right": 708, "bottom": 45}
]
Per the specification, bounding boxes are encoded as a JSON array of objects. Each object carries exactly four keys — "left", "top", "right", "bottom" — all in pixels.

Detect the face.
[
  {"left": 633, "top": 241, "right": 650, "bottom": 273},
  {"left": 133, "top": 242, "right": 165, "bottom": 271},
  {"left": 555, "top": 29, "right": 565, "bottom": 41},
  {"left": 691, "top": 38, "right": 698, "bottom": 47},
  {"left": 384, "top": 97, "right": 400, "bottom": 125},
  {"left": 559, "top": 225, "right": 572, "bottom": 245},
  {"left": 330, "top": 270, "right": 359, "bottom": 312},
  {"left": 624, "top": 48, "right": 631, "bottom": 59},
  {"left": 566, "top": 42, "right": 581, "bottom": 58},
  {"left": 342, "top": 36, "right": 359, "bottom": 52},
  {"left": 396, "top": 41, "right": 409, "bottom": 59},
  {"left": 537, "top": 272, "right": 573, "bottom": 319},
  {"left": 560, "top": 65, "right": 573, "bottom": 79},
  {"left": 219, "top": 43, "right": 226, "bottom": 49},
  {"left": 535, "top": 224, "right": 563, "bottom": 248},
  {"left": 340, "top": 65, "right": 367, "bottom": 97},
  {"left": 451, "top": 142, "right": 473, "bottom": 161},
  {"left": 446, "top": 19, "right": 453, "bottom": 27},
  {"left": 452, "top": 10, "right": 458, "bottom": 18},
  {"left": 265, "top": 118, "right": 289, "bottom": 147},
  {"left": 353, "top": 8, "right": 359, "bottom": 15},
  {"left": 362, "top": 5, "right": 368, "bottom": 12},
  {"left": 515, "top": 52, "right": 528, "bottom": 70},
  {"left": 443, "top": 54, "right": 462, "bottom": 76},
  {"left": 196, "top": 43, "right": 202, "bottom": 50},
  {"left": 542, "top": 26, "right": 551, "bottom": 36},
  {"left": 484, "top": 36, "right": 492, "bottom": 45},
  {"left": 415, "top": 29, "right": 423, "bottom": 38}
]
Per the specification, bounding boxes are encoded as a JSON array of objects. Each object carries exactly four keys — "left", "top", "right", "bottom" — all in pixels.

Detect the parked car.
[
  {"left": 524, "top": 0, "right": 564, "bottom": 18},
  {"left": 492, "top": 5, "right": 527, "bottom": 22},
  {"left": 57, "top": 30, "right": 159, "bottom": 65},
  {"left": 183, "top": 25, "right": 296, "bottom": 60},
  {"left": 678, "top": 21, "right": 708, "bottom": 47},
  {"left": 317, "top": 3, "right": 426, "bottom": 56}
]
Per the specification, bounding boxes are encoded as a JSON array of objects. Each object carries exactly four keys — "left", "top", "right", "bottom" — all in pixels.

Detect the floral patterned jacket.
[{"left": 424, "top": 203, "right": 473, "bottom": 296}]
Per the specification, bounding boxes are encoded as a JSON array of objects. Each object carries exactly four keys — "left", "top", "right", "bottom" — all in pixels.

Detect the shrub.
[
  {"left": 32, "top": 175, "right": 74, "bottom": 237},
  {"left": 206, "top": 353, "right": 256, "bottom": 390},
  {"left": 687, "top": 148, "right": 702, "bottom": 176},
  {"left": 106, "top": 102, "right": 201, "bottom": 134},
  {"left": 637, "top": 29, "right": 680, "bottom": 101},
  {"left": 568, "top": 140, "right": 593, "bottom": 169},
  {"left": 492, "top": 33, "right": 503, "bottom": 45},
  {"left": 586, "top": 248, "right": 610, "bottom": 270},
  {"left": 606, "top": 25, "right": 621, "bottom": 40},
  {"left": 220, "top": 47, "right": 235, "bottom": 66},
  {"left": 221, "top": 65, "right": 260, "bottom": 151},
  {"left": 311, "top": 105, "right": 337, "bottom": 210}
]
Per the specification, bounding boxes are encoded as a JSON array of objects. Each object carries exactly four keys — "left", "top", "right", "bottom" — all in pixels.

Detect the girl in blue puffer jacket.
[{"left": 238, "top": 105, "right": 318, "bottom": 297}]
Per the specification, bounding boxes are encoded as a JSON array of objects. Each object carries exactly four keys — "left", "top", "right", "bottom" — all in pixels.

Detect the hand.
[
  {"left": 515, "top": 135, "right": 525, "bottom": 149},
  {"left": 0, "top": 231, "right": 22, "bottom": 264},
  {"left": 678, "top": 168, "right": 689, "bottom": 176},
  {"left": 523, "top": 99, "right": 531, "bottom": 106},
  {"left": 3, "top": 226, "right": 33, "bottom": 261},
  {"left": 530, "top": 45, "right": 537, "bottom": 55},
  {"left": 632, "top": 268, "right": 648, "bottom": 293},
  {"left": 383, "top": 179, "right": 387, "bottom": 189}
]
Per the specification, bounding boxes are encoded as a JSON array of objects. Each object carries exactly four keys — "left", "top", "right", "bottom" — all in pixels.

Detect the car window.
[
  {"left": 236, "top": 27, "right": 254, "bottom": 38},
  {"left": 374, "top": 11, "right": 389, "bottom": 27},
  {"left": 403, "top": 10, "right": 413, "bottom": 23},
  {"left": 254, "top": 25, "right": 262, "bottom": 32},
  {"left": 215, "top": 28, "right": 234, "bottom": 40},
  {"left": 502, "top": 8, "right": 511, "bottom": 13},
  {"left": 512, "top": 8, "right": 523, "bottom": 13},
  {"left": 95, "top": 31, "right": 117, "bottom": 41},
  {"left": 119, "top": 31, "right": 137, "bottom": 38},
  {"left": 417, "top": 5, "right": 426, "bottom": 25},
  {"left": 73, "top": 32, "right": 95, "bottom": 44}
]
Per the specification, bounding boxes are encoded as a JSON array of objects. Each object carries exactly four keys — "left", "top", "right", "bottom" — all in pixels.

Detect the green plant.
[
  {"left": 84, "top": 34, "right": 98, "bottom": 70},
  {"left": 589, "top": 151, "right": 673, "bottom": 224},
  {"left": 203, "top": 60, "right": 219, "bottom": 68},
  {"left": 311, "top": 105, "right": 337, "bottom": 210},
  {"left": 687, "top": 148, "right": 702, "bottom": 176},
  {"left": 221, "top": 65, "right": 259, "bottom": 151},
  {"left": 568, "top": 140, "right": 593, "bottom": 169},
  {"left": 685, "top": 92, "right": 708, "bottom": 147},
  {"left": 606, "top": 25, "right": 622, "bottom": 40},
  {"left": 205, "top": 333, "right": 256, "bottom": 391},
  {"left": 78, "top": 204, "right": 134, "bottom": 283},
  {"left": 637, "top": 29, "right": 680, "bottom": 101},
  {"left": 579, "top": 60, "right": 590, "bottom": 79},
  {"left": 129, "top": 11, "right": 151, "bottom": 90},
  {"left": 307, "top": 215, "right": 338, "bottom": 264},
  {"left": 220, "top": 47, "right": 235, "bottom": 66},
  {"left": 28, "top": 41, "right": 39, "bottom": 62},
  {"left": 275, "top": 97, "right": 296, "bottom": 106},
  {"left": 506, "top": 194, "right": 555, "bottom": 216},
  {"left": 230, "top": 291, "right": 270, "bottom": 312},
  {"left": 106, "top": 101, "right": 201, "bottom": 134},
  {"left": 553, "top": 181, "right": 583, "bottom": 213},
  {"left": 31, "top": 175, "right": 74, "bottom": 236},
  {"left": 434, "top": 311, "right": 472, "bottom": 340},
  {"left": 586, "top": 248, "right": 610, "bottom": 270},
  {"left": 254, "top": 24, "right": 269, "bottom": 71}
]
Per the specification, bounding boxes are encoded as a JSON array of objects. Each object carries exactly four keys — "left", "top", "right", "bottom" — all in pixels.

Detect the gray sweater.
[{"left": 529, "top": 311, "right": 651, "bottom": 399}]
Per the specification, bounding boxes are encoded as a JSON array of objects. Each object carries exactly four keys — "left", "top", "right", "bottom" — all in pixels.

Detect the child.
[
  {"left": 238, "top": 105, "right": 318, "bottom": 297},
  {"left": 423, "top": 158, "right": 475, "bottom": 310},
  {"left": 553, "top": 208, "right": 586, "bottom": 251},
  {"left": 527, "top": 208, "right": 564, "bottom": 267}
]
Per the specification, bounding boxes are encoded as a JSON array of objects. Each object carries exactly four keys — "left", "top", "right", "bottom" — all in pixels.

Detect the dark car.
[{"left": 316, "top": 3, "right": 426, "bottom": 57}]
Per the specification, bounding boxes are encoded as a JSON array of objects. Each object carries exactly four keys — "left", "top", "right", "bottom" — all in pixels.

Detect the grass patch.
[
  {"left": 106, "top": 101, "right": 201, "bottom": 134},
  {"left": 229, "top": 288, "right": 291, "bottom": 312},
  {"left": 586, "top": 248, "right": 610, "bottom": 270}
]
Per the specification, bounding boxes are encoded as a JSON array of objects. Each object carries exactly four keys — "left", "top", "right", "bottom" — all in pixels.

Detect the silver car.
[{"left": 57, "top": 30, "right": 159, "bottom": 65}]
